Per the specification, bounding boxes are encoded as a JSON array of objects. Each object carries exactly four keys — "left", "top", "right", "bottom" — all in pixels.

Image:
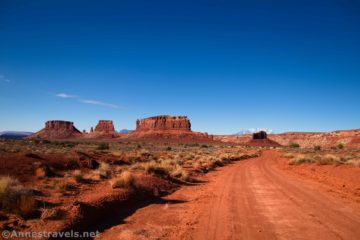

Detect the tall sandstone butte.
[
  {"left": 29, "top": 120, "right": 83, "bottom": 139},
  {"left": 86, "top": 120, "right": 117, "bottom": 138},
  {"left": 131, "top": 115, "right": 212, "bottom": 142}
]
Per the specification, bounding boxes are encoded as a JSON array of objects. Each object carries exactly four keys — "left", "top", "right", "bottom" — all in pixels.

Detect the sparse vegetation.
[
  {"left": 111, "top": 171, "right": 135, "bottom": 189},
  {"left": 289, "top": 143, "right": 300, "bottom": 148},
  {"left": 0, "top": 176, "right": 37, "bottom": 218},
  {"left": 98, "top": 162, "right": 112, "bottom": 179},
  {"left": 97, "top": 142, "right": 110, "bottom": 150}
]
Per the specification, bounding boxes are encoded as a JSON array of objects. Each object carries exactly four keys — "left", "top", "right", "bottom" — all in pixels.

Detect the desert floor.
[{"left": 97, "top": 150, "right": 360, "bottom": 240}]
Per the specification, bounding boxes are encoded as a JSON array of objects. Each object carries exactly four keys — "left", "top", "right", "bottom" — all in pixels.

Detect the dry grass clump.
[
  {"left": 40, "top": 208, "right": 61, "bottom": 220},
  {"left": 73, "top": 170, "right": 84, "bottom": 183},
  {"left": 98, "top": 162, "right": 112, "bottom": 179},
  {"left": 111, "top": 171, "right": 135, "bottom": 189},
  {"left": 289, "top": 154, "right": 315, "bottom": 165},
  {"left": 0, "top": 176, "right": 37, "bottom": 218},
  {"left": 317, "top": 154, "right": 342, "bottom": 165},
  {"left": 141, "top": 160, "right": 189, "bottom": 181},
  {"left": 347, "top": 159, "right": 360, "bottom": 167},
  {"left": 170, "top": 165, "right": 189, "bottom": 181}
]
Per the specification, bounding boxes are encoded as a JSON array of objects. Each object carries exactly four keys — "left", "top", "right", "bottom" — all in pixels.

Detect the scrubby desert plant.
[
  {"left": 317, "top": 154, "right": 342, "bottom": 165},
  {"left": 73, "top": 170, "right": 84, "bottom": 183},
  {"left": 98, "top": 162, "right": 112, "bottom": 179},
  {"left": 170, "top": 165, "right": 189, "bottom": 181},
  {"left": 0, "top": 176, "right": 37, "bottom": 218},
  {"left": 347, "top": 159, "right": 360, "bottom": 167},
  {"left": 97, "top": 143, "right": 110, "bottom": 150},
  {"left": 314, "top": 145, "right": 321, "bottom": 151},
  {"left": 40, "top": 208, "right": 61, "bottom": 220},
  {"left": 111, "top": 171, "right": 135, "bottom": 189},
  {"left": 289, "top": 143, "right": 300, "bottom": 148},
  {"left": 338, "top": 144, "right": 344, "bottom": 150},
  {"left": 289, "top": 154, "right": 315, "bottom": 165}
]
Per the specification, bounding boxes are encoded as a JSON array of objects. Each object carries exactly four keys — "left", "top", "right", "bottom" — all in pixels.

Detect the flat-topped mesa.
[
  {"left": 253, "top": 131, "right": 267, "bottom": 140},
  {"left": 246, "top": 130, "right": 281, "bottom": 147},
  {"left": 95, "top": 120, "right": 115, "bottom": 133},
  {"left": 130, "top": 115, "right": 213, "bottom": 142},
  {"left": 29, "top": 120, "right": 82, "bottom": 139},
  {"left": 136, "top": 115, "right": 191, "bottom": 132}
]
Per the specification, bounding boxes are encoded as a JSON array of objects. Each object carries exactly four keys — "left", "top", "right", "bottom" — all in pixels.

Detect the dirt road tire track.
[{"left": 97, "top": 150, "right": 360, "bottom": 240}]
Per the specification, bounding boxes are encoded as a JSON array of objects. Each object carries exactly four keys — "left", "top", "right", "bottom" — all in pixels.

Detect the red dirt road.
[{"left": 97, "top": 150, "right": 360, "bottom": 240}]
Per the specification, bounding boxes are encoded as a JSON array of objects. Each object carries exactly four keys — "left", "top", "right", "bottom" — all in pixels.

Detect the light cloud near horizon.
[{"left": 79, "top": 99, "right": 120, "bottom": 109}]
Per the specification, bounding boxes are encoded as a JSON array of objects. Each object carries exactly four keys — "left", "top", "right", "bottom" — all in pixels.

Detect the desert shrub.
[
  {"left": 201, "top": 145, "right": 209, "bottom": 148},
  {"left": 25, "top": 153, "right": 42, "bottom": 159},
  {"left": 98, "top": 162, "right": 112, "bottom": 179},
  {"left": 170, "top": 165, "right": 189, "bottom": 181},
  {"left": 97, "top": 143, "right": 110, "bottom": 150},
  {"left": 338, "top": 144, "right": 344, "bottom": 150},
  {"left": 111, "top": 171, "right": 135, "bottom": 189},
  {"left": 283, "top": 153, "right": 294, "bottom": 158},
  {"left": 289, "top": 155, "right": 315, "bottom": 165},
  {"left": 289, "top": 143, "right": 300, "bottom": 148},
  {"left": 317, "top": 154, "right": 342, "bottom": 165},
  {"left": 314, "top": 146, "right": 321, "bottom": 151},
  {"left": 0, "top": 176, "right": 37, "bottom": 218},
  {"left": 55, "top": 180, "right": 72, "bottom": 192},
  {"left": 166, "top": 146, "right": 172, "bottom": 151},
  {"left": 347, "top": 159, "right": 360, "bottom": 167},
  {"left": 40, "top": 208, "right": 61, "bottom": 220},
  {"left": 73, "top": 170, "right": 84, "bottom": 183}
]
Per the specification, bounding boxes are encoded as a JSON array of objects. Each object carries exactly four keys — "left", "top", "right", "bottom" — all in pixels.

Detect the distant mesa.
[
  {"left": 136, "top": 115, "right": 191, "bottom": 132},
  {"left": 85, "top": 120, "right": 117, "bottom": 138},
  {"left": 29, "top": 120, "right": 82, "bottom": 139},
  {"left": 130, "top": 115, "right": 213, "bottom": 142},
  {"left": 253, "top": 131, "right": 267, "bottom": 140},
  {"left": 246, "top": 131, "right": 281, "bottom": 147}
]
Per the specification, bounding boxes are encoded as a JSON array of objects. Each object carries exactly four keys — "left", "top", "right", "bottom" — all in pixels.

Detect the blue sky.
[{"left": 0, "top": 0, "right": 359, "bottom": 134}]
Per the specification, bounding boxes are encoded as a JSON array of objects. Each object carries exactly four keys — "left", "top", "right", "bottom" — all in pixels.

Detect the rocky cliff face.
[
  {"left": 95, "top": 120, "right": 115, "bottom": 133},
  {"left": 29, "top": 120, "right": 82, "bottom": 139},
  {"left": 130, "top": 115, "right": 212, "bottom": 142},
  {"left": 86, "top": 120, "right": 117, "bottom": 138},
  {"left": 136, "top": 116, "right": 191, "bottom": 131}
]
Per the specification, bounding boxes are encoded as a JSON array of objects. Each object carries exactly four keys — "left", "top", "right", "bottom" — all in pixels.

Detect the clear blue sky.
[{"left": 0, "top": 0, "right": 359, "bottom": 134}]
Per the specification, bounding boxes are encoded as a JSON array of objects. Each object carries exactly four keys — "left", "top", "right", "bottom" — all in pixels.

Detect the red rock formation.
[
  {"left": 253, "top": 131, "right": 267, "bottom": 140},
  {"left": 29, "top": 120, "right": 83, "bottom": 139},
  {"left": 95, "top": 120, "right": 115, "bottom": 133},
  {"left": 86, "top": 120, "right": 117, "bottom": 138},
  {"left": 136, "top": 116, "right": 191, "bottom": 131},
  {"left": 130, "top": 115, "right": 212, "bottom": 142}
]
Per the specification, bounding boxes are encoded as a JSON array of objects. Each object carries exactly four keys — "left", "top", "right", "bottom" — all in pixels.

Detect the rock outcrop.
[
  {"left": 29, "top": 121, "right": 83, "bottom": 139},
  {"left": 246, "top": 131, "right": 281, "bottom": 147},
  {"left": 130, "top": 115, "right": 213, "bottom": 142},
  {"left": 136, "top": 116, "right": 191, "bottom": 131},
  {"left": 86, "top": 120, "right": 117, "bottom": 138},
  {"left": 253, "top": 131, "right": 267, "bottom": 140}
]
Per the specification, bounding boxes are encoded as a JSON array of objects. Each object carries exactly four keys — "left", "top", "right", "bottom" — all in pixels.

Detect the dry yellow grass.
[{"left": 111, "top": 171, "right": 135, "bottom": 189}]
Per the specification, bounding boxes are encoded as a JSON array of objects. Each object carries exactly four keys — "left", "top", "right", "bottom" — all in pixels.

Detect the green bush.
[
  {"left": 289, "top": 143, "right": 300, "bottom": 148},
  {"left": 97, "top": 143, "right": 109, "bottom": 150},
  {"left": 338, "top": 144, "right": 344, "bottom": 150}
]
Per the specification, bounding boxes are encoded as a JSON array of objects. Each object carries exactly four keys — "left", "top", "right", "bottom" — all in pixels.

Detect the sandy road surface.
[{"left": 97, "top": 150, "right": 360, "bottom": 240}]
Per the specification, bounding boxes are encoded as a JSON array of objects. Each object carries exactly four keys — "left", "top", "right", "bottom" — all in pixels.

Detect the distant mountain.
[
  {"left": 0, "top": 131, "right": 34, "bottom": 140},
  {"left": 118, "top": 129, "right": 133, "bottom": 134},
  {"left": 234, "top": 128, "right": 273, "bottom": 135}
]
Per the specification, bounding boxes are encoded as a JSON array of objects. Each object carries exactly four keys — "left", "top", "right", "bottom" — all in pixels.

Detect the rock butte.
[
  {"left": 85, "top": 120, "right": 117, "bottom": 138},
  {"left": 29, "top": 120, "right": 82, "bottom": 139},
  {"left": 129, "top": 115, "right": 213, "bottom": 142}
]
